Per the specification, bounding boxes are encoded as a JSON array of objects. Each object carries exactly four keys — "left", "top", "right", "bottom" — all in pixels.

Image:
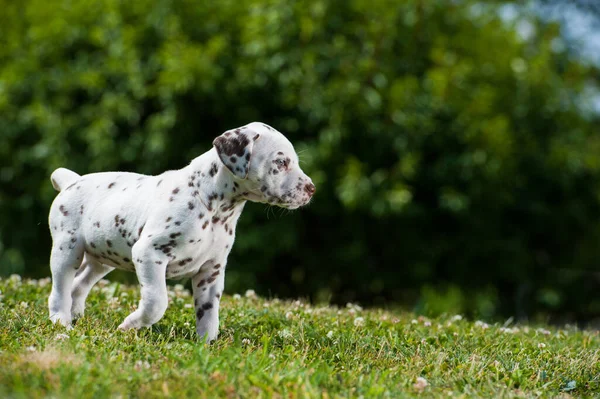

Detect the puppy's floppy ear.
[{"left": 213, "top": 128, "right": 260, "bottom": 179}]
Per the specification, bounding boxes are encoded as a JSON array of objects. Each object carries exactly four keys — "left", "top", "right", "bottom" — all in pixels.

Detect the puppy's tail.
[{"left": 50, "top": 168, "right": 80, "bottom": 192}]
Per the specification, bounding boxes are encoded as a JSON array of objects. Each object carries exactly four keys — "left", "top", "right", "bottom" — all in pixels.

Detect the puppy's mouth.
[
  {"left": 266, "top": 194, "right": 312, "bottom": 209},
  {"left": 244, "top": 186, "right": 313, "bottom": 209}
]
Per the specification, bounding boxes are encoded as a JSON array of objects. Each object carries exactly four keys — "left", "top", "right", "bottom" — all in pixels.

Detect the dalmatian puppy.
[{"left": 47, "top": 122, "right": 315, "bottom": 341}]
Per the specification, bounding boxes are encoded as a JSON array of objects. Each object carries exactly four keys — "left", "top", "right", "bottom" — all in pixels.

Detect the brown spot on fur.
[
  {"left": 172, "top": 188, "right": 180, "bottom": 194},
  {"left": 209, "top": 163, "right": 218, "bottom": 177},
  {"left": 59, "top": 205, "right": 68, "bottom": 216},
  {"left": 202, "top": 221, "right": 209, "bottom": 229},
  {"left": 108, "top": 182, "right": 116, "bottom": 189},
  {"left": 106, "top": 240, "right": 113, "bottom": 247},
  {"left": 188, "top": 202, "right": 195, "bottom": 210}
]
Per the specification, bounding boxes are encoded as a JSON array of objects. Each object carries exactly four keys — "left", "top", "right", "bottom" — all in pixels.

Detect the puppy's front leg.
[
  {"left": 118, "top": 244, "right": 169, "bottom": 330},
  {"left": 191, "top": 261, "right": 225, "bottom": 342}
]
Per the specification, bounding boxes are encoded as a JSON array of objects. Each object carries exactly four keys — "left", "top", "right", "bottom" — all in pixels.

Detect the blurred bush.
[{"left": 1, "top": 0, "right": 599, "bottom": 321}]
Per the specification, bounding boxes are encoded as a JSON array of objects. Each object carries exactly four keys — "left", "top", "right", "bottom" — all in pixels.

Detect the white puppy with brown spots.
[{"left": 47, "top": 122, "right": 315, "bottom": 341}]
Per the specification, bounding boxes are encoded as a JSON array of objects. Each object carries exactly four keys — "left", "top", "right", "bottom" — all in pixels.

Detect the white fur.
[{"left": 47, "top": 122, "right": 314, "bottom": 341}]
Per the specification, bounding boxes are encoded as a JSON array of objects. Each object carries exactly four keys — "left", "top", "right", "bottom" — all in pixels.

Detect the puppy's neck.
[{"left": 186, "top": 150, "right": 248, "bottom": 216}]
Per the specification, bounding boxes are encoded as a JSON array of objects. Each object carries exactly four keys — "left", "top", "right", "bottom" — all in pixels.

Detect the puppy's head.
[{"left": 213, "top": 122, "right": 315, "bottom": 209}]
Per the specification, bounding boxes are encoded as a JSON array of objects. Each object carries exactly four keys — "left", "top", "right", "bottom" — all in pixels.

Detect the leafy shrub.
[{"left": 1, "top": 0, "right": 599, "bottom": 320}]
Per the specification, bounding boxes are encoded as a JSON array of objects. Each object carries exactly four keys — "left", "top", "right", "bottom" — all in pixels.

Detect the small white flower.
[
  {"left": 25, "top": 346, "right": 36, "bottom": 352},
  {"left": 97, "top": 279, "right": 110, "bottom": 287},
  {"left": 411, "top": 319, "right": 418, "bottom": 324},
  {"left": 174, "top": 284, "right": 184, "bottom": 291},
  {"left": 278, "top": 329, "right": 292, "bottom": 339},
  {"left": 538, "top": 343, "right": 546, "bottom": 349},
  {"left": 184, "top": 322, "right": 190, "bottom": 327},
  {"left": 285, "top": 311, "right": 294, "bottom": 320},
  {"left": 263, "top": 303, "right": 270, "bottom": 308},
  {"left": 19, "top": 301, "right": 28, "bottom": 309},
  {"left": 184, "top": 303, "right": 193, "bottom": 309},
  {"left": 354, "top": 317, "right": 365, "bottom": 327},
  {"left": 38, "top": 277, "right": 51, "bottom": 287},
  {"left": 245, "top": 289, "right": 257, "bottom": 299},
  {"left": 424, "top": 321, "right": 432, "bottom": 327},
  {"left": 453, "top": 332, "right": 459, "bottom": 337},
  {"left": 9, "top": 274, "right": 22, "bottom": 283},
  {"left": 537, "top": 328, "right": 551, "bottom": 336},
  {"left": 269, "top": 353, "right": 276, "bottom": 359},
  {"left": 134, "top": 360, "right": 151, "bottom": 371},
  {"left": 327, "top": 331, "right": 334, "bottom": 339},
  {"left": 233, "top": 293, "right": 241, "bottom": 300},
  {"left": 413, "top": 376, "right": 428, "bottom": 392},
  {"left": 475, "top": 320, "right": 489, "bottom": 329},
  {"left": 55, "top": 333, "right": 69, "bottom": 341},
  {"left": 451, "top": 315, "right": 463, "bottom": 322},
  {"left": 242, "top": 338, "right": 251, "bottom": 345}
]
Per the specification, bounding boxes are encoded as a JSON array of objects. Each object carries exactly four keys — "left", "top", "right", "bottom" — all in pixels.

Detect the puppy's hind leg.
[
  {"left": 48, "top": 235, "right": 85, "bottom": 327},
  {"left": 71, "top": 254, "right": 115, "bottom": 319},
  {"left": 118, "top": 242, "right": 169, "bottom": 330}
]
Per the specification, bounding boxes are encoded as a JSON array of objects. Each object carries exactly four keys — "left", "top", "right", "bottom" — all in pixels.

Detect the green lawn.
[{"left": 0, "top": 275, "right": 598, "bottom": 398}]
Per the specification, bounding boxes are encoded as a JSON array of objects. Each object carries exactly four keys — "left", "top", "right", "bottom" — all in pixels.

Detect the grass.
[{"left": 0, "top": 275, "right": 598, "bottom": 398}]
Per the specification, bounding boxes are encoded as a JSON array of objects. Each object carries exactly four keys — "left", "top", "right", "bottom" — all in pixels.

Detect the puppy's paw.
[
  {"left": 117, "top": 311, "right": 149, "bottom": 331},
  {"left": 197, "top": 323, "right": 219, "bottom": 343},
  {"left": 117, "top": 319, "right": 138, "bottom": 331},
  {"left": 71, "top": 302, "right": 85, "bottom": 319},
  {"left": 50, "top": 313, "right": 73, "bottom": 329}
]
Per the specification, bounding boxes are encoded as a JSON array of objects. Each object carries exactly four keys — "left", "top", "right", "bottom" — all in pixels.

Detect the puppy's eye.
[{"left": 275, "top": 159, "right": 288, "bottom": 168}]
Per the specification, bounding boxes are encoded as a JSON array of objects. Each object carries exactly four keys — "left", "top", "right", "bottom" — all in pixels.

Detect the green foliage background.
[{"left": 1, "top": 0, "right": 599, "bottom": 321}]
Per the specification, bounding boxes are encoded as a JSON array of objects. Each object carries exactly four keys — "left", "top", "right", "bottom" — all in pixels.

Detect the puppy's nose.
[{"left": 304, "top": 182, "right": 316, "bottom": 196}]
